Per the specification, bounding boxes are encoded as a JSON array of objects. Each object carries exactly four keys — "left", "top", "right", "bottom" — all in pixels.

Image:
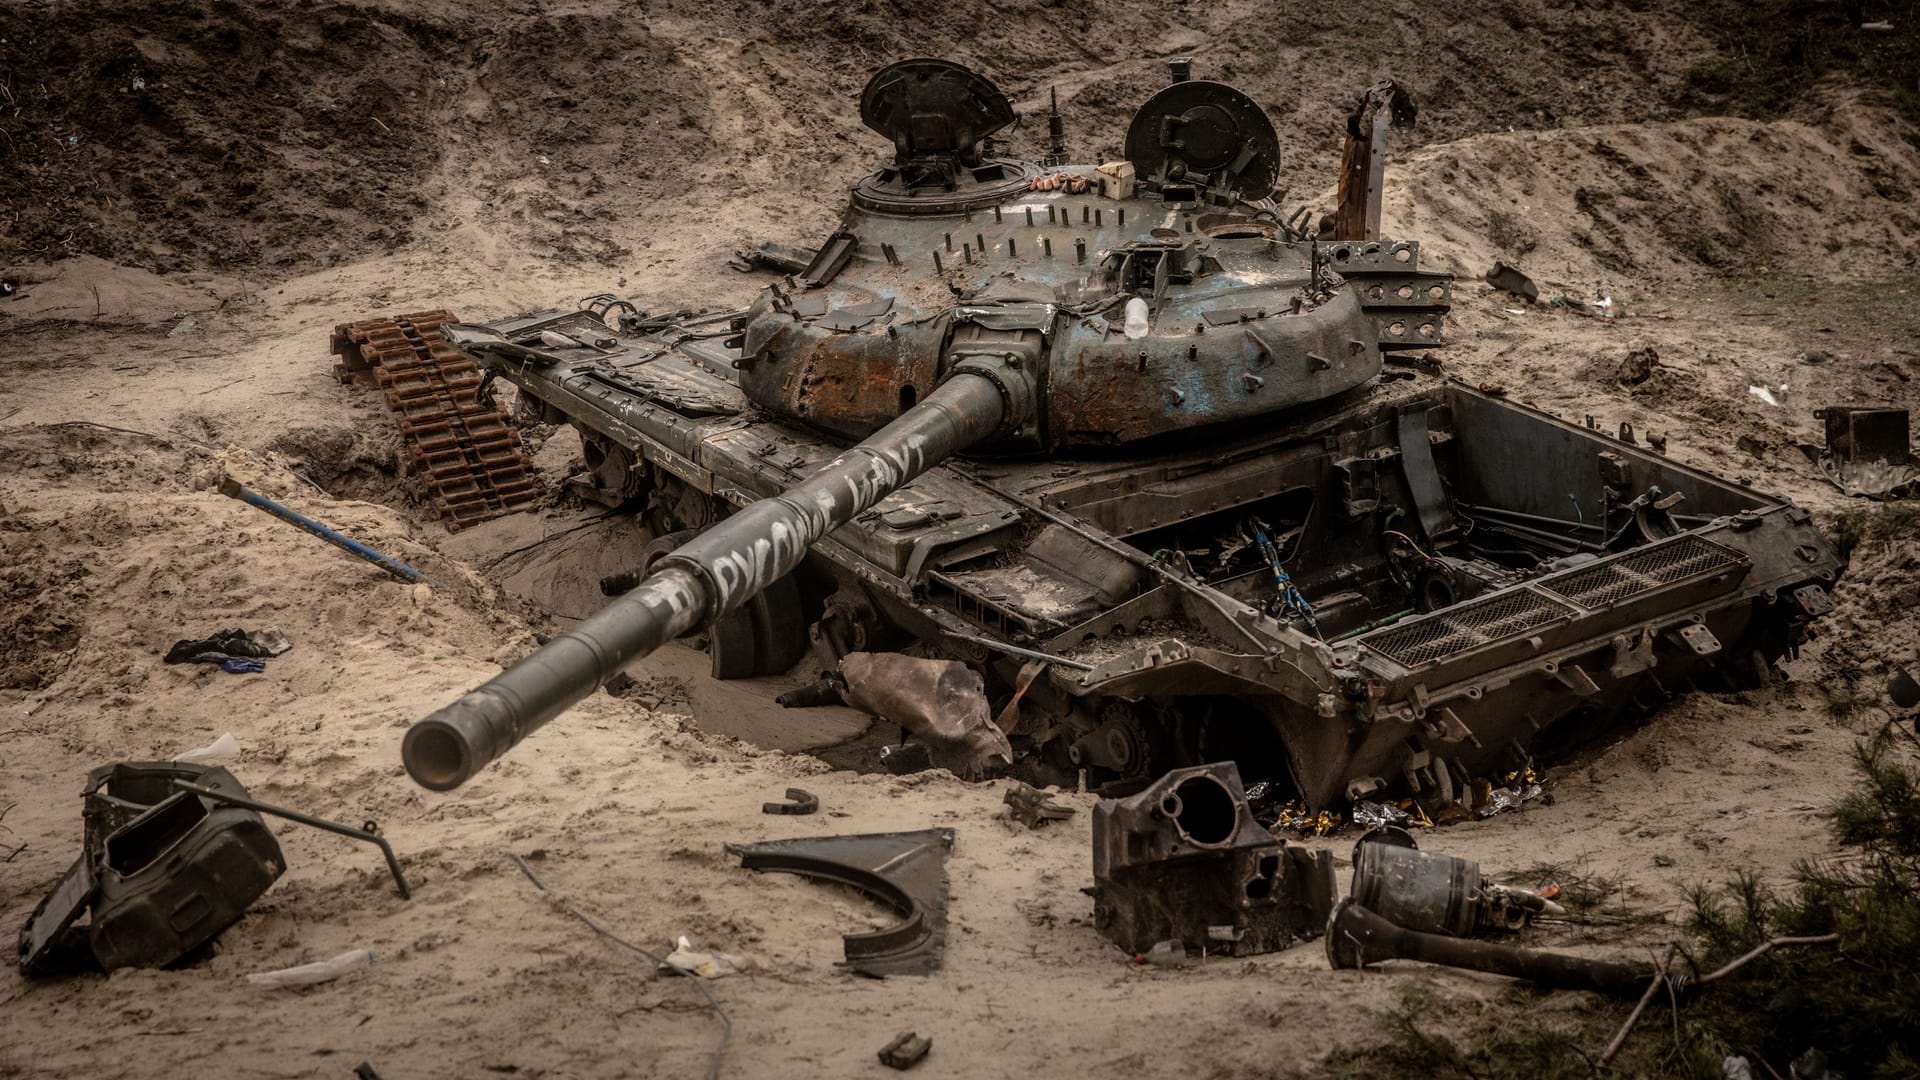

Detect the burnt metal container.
[
  {"left": 18, "top": 762, "right": 284, "bottom": 975},
  {"left": 398, "top": 59, "right": 1843, "bottom": 819}
]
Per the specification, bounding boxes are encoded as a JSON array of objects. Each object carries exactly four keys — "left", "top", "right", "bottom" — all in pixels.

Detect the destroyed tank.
[{"left": 395, "top": 59, "right": 1843, "bottom": 813}]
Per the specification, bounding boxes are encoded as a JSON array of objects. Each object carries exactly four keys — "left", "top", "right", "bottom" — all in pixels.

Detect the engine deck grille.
[
  {"left": 1541, "top": 535, "right": 1745, "bottom": 609},
  {"left": 1360, "top": 589, "right": 1577, "bottom": 668}
]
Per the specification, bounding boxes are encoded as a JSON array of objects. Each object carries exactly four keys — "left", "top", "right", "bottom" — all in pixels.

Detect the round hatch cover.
[
  {"left": 860, "top": 58, "right": 1015, "bottom": 166},
  {"left": 1124, "top": 81, "right": 1280, "bottom": 199}
]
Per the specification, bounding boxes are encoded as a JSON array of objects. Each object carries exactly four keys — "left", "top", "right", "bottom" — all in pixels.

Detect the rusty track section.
[{"left": 330, "top": 310, "right": 539, "bottom": 531}]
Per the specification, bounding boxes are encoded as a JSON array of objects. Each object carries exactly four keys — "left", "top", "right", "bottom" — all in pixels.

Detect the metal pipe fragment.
[
  {"left": 173, "top": 780, "right": 411, "bottom": 899},
  {"left": 218, "top": 477, "right": 423, "bottom": 583},
  {"left": 1325, "top": 900, "right": 1683, "bottom": 999},
  {"left": 403, "top": 372, "right": 1014, "bottom": 791}
]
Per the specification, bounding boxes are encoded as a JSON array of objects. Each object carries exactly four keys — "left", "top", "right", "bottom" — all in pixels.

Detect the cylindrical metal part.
[
  {"left": 1043, "top": 237, "right": 1053, "bottom": 258},
  {"left": 402, "top": 373, "right": 1013, "bottom": 791},
  {"left": 1008, "top": 237, "right": 1017, "bottom": 258},
  {"left": 1351, "top": 842, "right": 1482, "bottom": 938},
  {"left": 1325, "top": 900, "right": 1670, "bottom": 998},
  {"left": 1075, "top": 238, "right": 1086, "bottom": 263},
  {"left": 1025, "top": 206, "right": 1034, "bottom": 226},
  {"left": 933, "top": 251, "right": 943, "bottom": 273},
  {"left": 1118, "top": 208, "right": 1126, "bottom": 228}
]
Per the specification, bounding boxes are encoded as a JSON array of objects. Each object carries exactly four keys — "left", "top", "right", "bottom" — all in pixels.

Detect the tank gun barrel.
[{"left": 403, "top": 370, "right": 1016, "bottom": 790}]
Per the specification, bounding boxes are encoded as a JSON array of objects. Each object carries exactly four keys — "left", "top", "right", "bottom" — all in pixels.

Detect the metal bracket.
[
  {"left": 172, "top": 781, "right": 411, "bottom": 900},
  {"left": 1004, "top": 782, "right": 1076, "bottom": 828},
  {"left": 1791, "top": 584, "right": 1834, "bottom": 617},
  {"left": 1672, "top": 623, "right": 1722, "bottom": 657},
  {"left": 1606, "top": 629, "right": 1657, "bottom": 680},
  {"left": 761, "top": 788, "right": 819, "bottom": 816},
  {"left": 726, "top": 829, "right": 954, "bottom": 977}
]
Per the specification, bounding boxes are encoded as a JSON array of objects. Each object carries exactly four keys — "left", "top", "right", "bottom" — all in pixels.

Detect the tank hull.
[
  {"left": 469, "top": 304, "right": 1840, "bottom": 811},
  {"left": 401, "top": 59, "right": 1840, "bottom": 809}
]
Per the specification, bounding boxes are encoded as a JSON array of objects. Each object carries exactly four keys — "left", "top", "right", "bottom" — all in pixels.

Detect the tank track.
[{"left": 330, "top": 311, "right": 540, "bottom": 531}]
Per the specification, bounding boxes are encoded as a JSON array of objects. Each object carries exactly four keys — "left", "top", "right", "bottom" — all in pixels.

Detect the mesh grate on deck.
[
  {"left": 1360, "top": 588, "right": 1578, "bottom": 668},
  {"left": 1541, "top": 535, "right": 1744, "bottom": 609}
]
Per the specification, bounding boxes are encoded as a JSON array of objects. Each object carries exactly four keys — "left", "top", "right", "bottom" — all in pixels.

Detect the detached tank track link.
[{"left": 330, "top": 311, "right": 540, "bottom": 531}]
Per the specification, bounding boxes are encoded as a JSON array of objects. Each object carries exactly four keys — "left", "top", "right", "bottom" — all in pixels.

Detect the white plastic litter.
[
  {"left": 663, "top": 936, "right": 751, "bottom": 979},
  {"left": 252, "top": 626, "right": 293, "bottom": 656},
  {"left": 1748, "top": 383, "right": 1789, "bottom": 407},
  {"left": 245, "top": 948, "right": 373, "bottom": 987},
  {"left": 1123, "top": 297, "right": 1150, "bottom": 340},
  {"left": 173, "top": 732, "right": 241, "bottom": 763}
]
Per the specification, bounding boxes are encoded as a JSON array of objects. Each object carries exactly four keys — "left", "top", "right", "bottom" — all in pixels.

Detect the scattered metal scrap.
[
  {"left": 1090, "top": 762, "right": 1335, "bottom": 958},
  {"left": 1350, "top": 833, "right": 1563, "bottom": 936},
  {"left": 1326, "top": 79, "right": 1416, "bottom": 241},
  {"left": 330, "top": 311, "right": 539, "bottom": 530},
  {"left": 877, "top": 1032, "right": 932, "bottom": 1070},
  {"left": 219, "top": 476, "right": 425, "bottom": 583},
  {"left": 1328, "top": 833, "right": 1840, "bottom": 1065},
  {"left": 1325, "top": 898, "right": 1677, "bottom": 998},
  {"left": 1816, "top": 406, "right": 1914, "bottom": 499},
  {"left": 1891, "top": 666, "right": 1919, "bottom": 710},
  {"left": 725, "top": 829, "right": 954, "bottom": 977},
  {"left": 19, "top": 762, "right": 284, "bottom": 975},
  {"left": 1483, "top": 261, "right": 1539, "bottom": 302},
  {"left": 1004, "top": 781, "right": 1075, "bottom": 829},
  {"left": 761, "top": 788, "right": 819, "bottom": 816},
  {"left": 729, "top": 240, "right": 812, "bottom": 276},
  {"left": 838, "top": 652, "right": 1013, "bottom": 778}
]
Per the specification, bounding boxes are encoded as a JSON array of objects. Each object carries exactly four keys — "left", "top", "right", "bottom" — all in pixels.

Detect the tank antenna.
[{"left": 1041, "top": 87, "right": 1069, "bottom": 167}]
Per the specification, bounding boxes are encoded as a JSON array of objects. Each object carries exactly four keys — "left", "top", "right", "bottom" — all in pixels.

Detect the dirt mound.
[
  {"left": 0, "top": 255, "right": 227, "bottom": 325},
  {"left": 1379, "top": 93, "right": 1920, "bottom": 285},
  {"left": 0, "top": 2, "right": 455, "bottom": 273},
  {"left": 0, "top": 524, "right": 90, "bottom": 691},
  {"left": 5, "top": 0, "right": 1912, "bottom": 279}
]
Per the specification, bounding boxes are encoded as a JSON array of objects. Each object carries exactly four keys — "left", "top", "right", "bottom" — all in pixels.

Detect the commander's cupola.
[{"left": 851, "top": 58, "right": 1036, "bottom": 215}]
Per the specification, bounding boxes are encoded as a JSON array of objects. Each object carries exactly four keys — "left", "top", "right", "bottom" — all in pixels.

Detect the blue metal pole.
[{"left": 218, "top": 476, "right": 424, "bottom": 583}]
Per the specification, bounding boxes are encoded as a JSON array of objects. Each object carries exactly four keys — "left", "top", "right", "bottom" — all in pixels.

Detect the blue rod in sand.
[{"left": 218, "top": 476, "right": 424, "bottom": 584}]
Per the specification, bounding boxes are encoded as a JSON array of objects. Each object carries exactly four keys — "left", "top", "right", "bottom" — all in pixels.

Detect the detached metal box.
[
  {"left": 17, "top": 762, "right": 283, "bottom": 975},
  {"left": 1818, "top": 406, "right": 1910, "bottom": 465}
]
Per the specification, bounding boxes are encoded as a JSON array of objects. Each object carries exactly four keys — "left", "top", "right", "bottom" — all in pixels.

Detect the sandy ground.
[{"left": 5, "top": 3, "right": 1920, "bottom": 1077}]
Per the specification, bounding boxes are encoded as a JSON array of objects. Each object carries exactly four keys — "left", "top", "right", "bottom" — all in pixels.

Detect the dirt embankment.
[{"left": 4, "top": 0, "right": 1915, "bottom": 278}]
